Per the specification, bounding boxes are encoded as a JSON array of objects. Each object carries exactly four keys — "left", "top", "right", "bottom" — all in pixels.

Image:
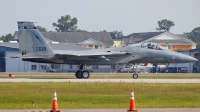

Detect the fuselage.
[{"left": 22, "top": 45, "right": 198, "bottom": 65}]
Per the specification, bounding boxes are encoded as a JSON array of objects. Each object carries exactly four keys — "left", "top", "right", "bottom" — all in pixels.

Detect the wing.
[{"left": 54, "top": 49, "right": 131, "bottom": 56}]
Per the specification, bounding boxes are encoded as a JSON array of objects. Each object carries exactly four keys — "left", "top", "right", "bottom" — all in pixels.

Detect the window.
[
  {"left": 105, "top": 45, "right": 110, "bottom": 48},
  {"left": 88, "top": 45, "right": 93, "bottom": 48},
  {"left": 31, "top": 65, "right": 37, "bottom": 70},
  {"left": 92, "top": 65, "right": 98, "bottom": 69},
  {"left": 167, "top": 45, "right": 171, "bottom": 50},
  {"left": 51, "top": 64, "right": 60, "bottom": 69},
  {"left": 41, "top": 65, "right": 47, "bottom": 70},
  {"left": 69, "top": 64, "right": 72, "bottom": 69},
  {"left": 94, "top": 45, "right": 99, "bottom": 49},
  {"left": 82, "top": 44, "right": 88, "bottom": 48}
]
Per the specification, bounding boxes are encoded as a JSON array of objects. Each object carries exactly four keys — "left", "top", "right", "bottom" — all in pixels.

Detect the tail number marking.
[{"left": 36, "top": 47, "right": 46, "bottom": 51}]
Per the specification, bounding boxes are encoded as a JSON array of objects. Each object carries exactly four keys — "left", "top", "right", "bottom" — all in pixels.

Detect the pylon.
[
  {"left": 127, "top": 89, "right": 137, "bottom": 112},
  {"left": 50, "top": 90, "right": 60, "bottom": 112},
  {"left": 9, "top": 74, "right": 14, "bottom": 78}
]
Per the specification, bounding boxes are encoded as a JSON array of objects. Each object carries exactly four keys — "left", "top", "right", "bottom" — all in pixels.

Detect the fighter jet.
[{"left": 14, "top": 21, "right": 198, "bottom": 79}]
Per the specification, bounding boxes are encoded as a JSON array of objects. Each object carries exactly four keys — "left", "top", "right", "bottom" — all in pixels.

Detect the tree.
[
  {"left": 100, "top": 30, "right": 124, "bottom": 39},
  {"left": 76, "top": 29, "right": 87, "bottom": 32},
  {"left": 37, "top": 25, "right": 47, "bottom": 32},
  {"left": 100, "top": 30, "right": 107, "bottom": 32},
  {"left": 110, "top": 31, "right": 124, "bottom": 39},
  {"left": 0, "top": 34, "right": 13, "bottom": 42},
  {"left": 156, "top": 19, "right": 175, "bottom": 31},
  {"left": 52, "top": 15, "right": 78, "bottom": 32},
  {"left": 185, "top": 27, "right": 200, "bottom": 48}
]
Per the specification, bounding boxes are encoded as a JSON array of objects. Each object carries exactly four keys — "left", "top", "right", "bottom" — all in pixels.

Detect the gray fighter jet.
[{"left": 15, "top": 21, "right": 198, "bottom": 79}]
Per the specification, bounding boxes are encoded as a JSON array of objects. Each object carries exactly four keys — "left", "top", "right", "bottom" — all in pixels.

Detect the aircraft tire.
[
  {"left": 81, "top": 70, "right": 90, "bottom": 79},
  {"left": 75, "top": 70, "right": 82, "bottom": 79},
  {"left": 133, "top": 73, "right": 138, "bottom": 79}
]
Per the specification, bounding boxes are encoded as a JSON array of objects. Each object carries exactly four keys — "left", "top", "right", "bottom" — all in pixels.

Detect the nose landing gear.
[{"left": 132, "top": 63, "right": 139, "bottom": 79}]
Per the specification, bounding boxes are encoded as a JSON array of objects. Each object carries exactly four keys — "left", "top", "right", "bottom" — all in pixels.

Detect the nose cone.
[
  {"left": 165, "top": 51, "right": 198, "bottom": 63},
  {"left": 182, "top": 55, "right": 198, "bottom": 62},
  {"left": 178, "top": 53, "right": 198, "bottom": 63}
]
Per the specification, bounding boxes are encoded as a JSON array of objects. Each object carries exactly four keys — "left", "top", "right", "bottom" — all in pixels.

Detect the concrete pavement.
[{"left": 0, "top": 78, "right": 200, "bottom": 83}]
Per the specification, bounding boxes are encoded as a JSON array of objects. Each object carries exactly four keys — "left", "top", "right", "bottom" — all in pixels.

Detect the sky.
[{"left": 0, "top": 0, "right": 200, "bottom": 36}]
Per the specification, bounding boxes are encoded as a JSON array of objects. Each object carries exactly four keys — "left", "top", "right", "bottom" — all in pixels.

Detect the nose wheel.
[{"left": 133, "top": 73, "right": 138, "bottom": 79}]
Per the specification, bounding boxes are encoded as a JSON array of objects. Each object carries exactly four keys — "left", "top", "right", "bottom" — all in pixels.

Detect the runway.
[
  {"left": 0, "top": 78, "right": 200, "bottom": 83},
  {"left": 0, "top": 108, "right": 200, "bottom": 112}
]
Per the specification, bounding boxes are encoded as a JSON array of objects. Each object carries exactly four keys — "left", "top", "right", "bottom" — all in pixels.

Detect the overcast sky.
[{"left": 0, "top": 0, "right": 200, "bottom": 36}]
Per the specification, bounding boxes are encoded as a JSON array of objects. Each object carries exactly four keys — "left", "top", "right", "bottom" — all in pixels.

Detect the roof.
[
  {"left": 122, "top": 31, "right": 196, "bottom": 45},
  {"left": 122, "top": 32, "right": 165, "bottom": 44},
  {"left": 177, "top": 34, "right": 189, "bottom": 39},
  {"left": 14, "top": 31, "right": 114, "bottom": 45},
  {"left": 148, "top": 40, "right": 193, "bottom": 44}
]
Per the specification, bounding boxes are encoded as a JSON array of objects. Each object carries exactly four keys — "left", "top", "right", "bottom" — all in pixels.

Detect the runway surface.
[
  {"left": 0, "top": 108, "right": 200, "bottom": 112},
  {"left": 0, "top": 78, "right": 200, "bottom": 83}
]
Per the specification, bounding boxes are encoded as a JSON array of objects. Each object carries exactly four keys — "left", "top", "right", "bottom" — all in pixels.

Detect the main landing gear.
[{"left": 75, "top": 64, "right": 90, "bottom": 79}]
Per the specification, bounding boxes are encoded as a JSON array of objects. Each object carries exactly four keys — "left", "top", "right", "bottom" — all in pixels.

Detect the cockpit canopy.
[
  {"left": 128, "top": 42, "right": 165, "bottom": 50},
  {"left": 141, "top": 42, "right": 164, "bottom": 50}
]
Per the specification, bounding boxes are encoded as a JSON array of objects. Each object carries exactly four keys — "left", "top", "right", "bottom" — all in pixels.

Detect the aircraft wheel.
[
  {"left": 75, "top": 70, "right": 82, "bottom": 79},
  {"left": 133, "top": 73, "right": 138, "bottom": 79},
  {"left": 81, "top": 70, "right": 90, "bottom": 79}
]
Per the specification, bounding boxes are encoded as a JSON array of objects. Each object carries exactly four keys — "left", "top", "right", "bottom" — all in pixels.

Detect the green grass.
[{"left": 0, "top": 82, "right": 200, "bottom": 109}]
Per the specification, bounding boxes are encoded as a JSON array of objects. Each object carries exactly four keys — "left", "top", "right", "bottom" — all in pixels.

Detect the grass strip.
[{"left": 0, "top": 82, "right": 200, "bottom": 109}]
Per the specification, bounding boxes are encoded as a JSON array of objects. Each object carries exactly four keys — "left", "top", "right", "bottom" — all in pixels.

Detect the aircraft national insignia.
[{"left": 30, "top": 31, "right": 43, "bottom": 44}]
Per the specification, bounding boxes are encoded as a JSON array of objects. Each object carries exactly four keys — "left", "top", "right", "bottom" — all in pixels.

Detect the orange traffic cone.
[
  {"left": 50, "top": 90, "right": 60, "bottom": 112},
  {"left": 127, "top": 89, "right": 137, "bottom": 112},
  {"left": 9, "top": 74, "right": 14, "bottom": 78}
]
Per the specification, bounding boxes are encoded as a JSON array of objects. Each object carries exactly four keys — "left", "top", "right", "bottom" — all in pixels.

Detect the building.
[
  {"left": 122, "top": 31, "right": 196, "bottom": 50},
  {"left": 112, "top": 39, "right": 123, "bottom": 47},
  {"left": 121, "top": 31, "right": 197, "bottom": 73},
  {"left": 188, "top": 48, "right": 200, "bottom": 73}
]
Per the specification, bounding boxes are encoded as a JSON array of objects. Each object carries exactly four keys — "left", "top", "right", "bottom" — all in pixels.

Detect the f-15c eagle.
[{"left": 14, "top": 21, "right": 198, "bottom": 79}]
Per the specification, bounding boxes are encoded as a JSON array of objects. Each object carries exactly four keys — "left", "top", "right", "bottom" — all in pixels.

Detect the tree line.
[{"left": 0, "top": 15, "right": 199, "bottom": 47}]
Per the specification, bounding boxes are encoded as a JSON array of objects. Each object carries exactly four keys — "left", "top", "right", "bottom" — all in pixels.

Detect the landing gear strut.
[
  {"left": 132, "top": 63, "right": 139, "bottom": 79},
  {"left": 75, "top": 64, "right": 90, "bottom": 79}
]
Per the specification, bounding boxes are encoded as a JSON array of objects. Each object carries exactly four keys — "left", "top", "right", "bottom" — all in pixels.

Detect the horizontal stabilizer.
[{"left": 10, "top": 55, "right": 46, "bottom": 59}]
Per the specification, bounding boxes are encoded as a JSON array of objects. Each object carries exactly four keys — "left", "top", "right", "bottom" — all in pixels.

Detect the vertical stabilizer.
[{"left": 17, "top": 21, "right": 54, "bottom": 55}]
